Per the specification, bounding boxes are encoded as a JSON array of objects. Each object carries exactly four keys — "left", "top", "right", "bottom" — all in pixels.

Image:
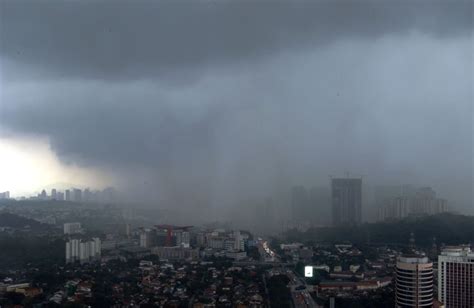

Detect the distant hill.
[
  {"left": 285, "top": 213, "right": 474, "bottom": 246},
  {"left": 0, "top": 212, "right": 51, "bottom": 231},
  {"left": 0, "top": 199, "right": 80, "bottom": 207}
]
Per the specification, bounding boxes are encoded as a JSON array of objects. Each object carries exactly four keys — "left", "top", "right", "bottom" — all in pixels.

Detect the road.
[
  {"left": 255, "top": 237, "right": 320, "bottom": 308},
  {"left": 286, "top": 269, "right": 320, "bottom": 308}
]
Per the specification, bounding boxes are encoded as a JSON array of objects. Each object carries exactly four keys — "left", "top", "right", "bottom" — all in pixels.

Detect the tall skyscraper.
[
  {"left": 233, "top": 230, "right": 244, "bottom": 251},
  {"left": 395, "top": 255, "right": 433, "bottom": 308},
  {"left": 40, "top": 189, "right": 47, "bottom": 200},
  {"left": 72, "top": 188, "right": 82, "bottom": 202},
  {"left": 51, "top": 189, "right": 57, "bottom": 200},
  {"left": 331, "top": 178, "right": 362, "bottom": 226},
  {"left": 66, "top": 238, "right": 101, "bottom": 264},
  {"left": 125, "top": 223, "right": 131, "bottom": 238},
  {"left": 65, "top": 189, "right": 71, "bottom": 201},
  {"left": 140, "top": 229, "right": 156, "bottom": 248},
  {"left": 438, "top": 246, "right": 474, "bottom": 308},
  {"left": 57, "top": 191, "right": 65, "bottom": 201},
  {"left": 83, "top": 188, "right": 92, "bottom": 202}
]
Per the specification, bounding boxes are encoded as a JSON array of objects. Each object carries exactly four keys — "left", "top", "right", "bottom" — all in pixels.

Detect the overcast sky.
[{"left": 0, "top": 0, "right": 472, "bottom": 214}]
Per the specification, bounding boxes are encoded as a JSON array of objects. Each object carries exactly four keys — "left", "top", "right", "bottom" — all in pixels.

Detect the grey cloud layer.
[
  {"left": 0, "top": 1, "right": 472, "bottom": 213},
  {"left": 1, "top": 0, "right": 472, "bottom": 79}
]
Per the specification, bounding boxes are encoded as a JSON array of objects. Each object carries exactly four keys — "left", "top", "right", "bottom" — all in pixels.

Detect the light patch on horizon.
[{"left": 0, "top": 136, "right": 112, "bottom": 197}]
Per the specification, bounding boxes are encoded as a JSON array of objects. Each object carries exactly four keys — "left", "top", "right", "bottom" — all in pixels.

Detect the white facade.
[
  {"left": 438, "top": 246, "right": 474, "bottom": 308},
  {"left": 139, "top": 229, "right": 155, "bottom": 248},
  {"left": 66, "top": 237, "right": 101, "bottom": 264},
  {"left": 63, "top": 222, "right": 82, "bottom": 235},
  {"left": 175, "top": 231, "right": 190, "bottom": 248},
  {"left": 65, "top": 239, "right": 79, "bottom": 262},
  {"left": 233, "top": 231, "right": 244, "bottom": 251},
  {"left": 209, "top": 237, "right": 225, "bottom": 249}
]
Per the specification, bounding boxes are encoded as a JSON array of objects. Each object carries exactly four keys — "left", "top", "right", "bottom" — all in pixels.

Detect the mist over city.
[{"left": 0, "top": 1, "right": 473, "bottom": 307}]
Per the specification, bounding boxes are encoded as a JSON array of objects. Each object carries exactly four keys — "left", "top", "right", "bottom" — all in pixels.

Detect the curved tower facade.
[{"left": 396, "top": 255, "right": 433, "bottom": 307}]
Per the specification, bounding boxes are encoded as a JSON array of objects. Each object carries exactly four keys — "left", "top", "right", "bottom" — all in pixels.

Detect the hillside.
[{"left": 0, "top": 212, "right": 51, "bottom": 231}]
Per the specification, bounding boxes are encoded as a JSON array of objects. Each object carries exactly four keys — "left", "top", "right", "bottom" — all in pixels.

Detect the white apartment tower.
[
  {"left": 66, "top": 238, "right": 101, "bottom": 264},
  {"left": 438, "top": 246, "right": 474, "bottom": 308},
  {"left": 233, "top": 230, "right": 244, "bottom": 251},
  {"left": 63, "top": 222, "right": 82, "bottom": 235}
]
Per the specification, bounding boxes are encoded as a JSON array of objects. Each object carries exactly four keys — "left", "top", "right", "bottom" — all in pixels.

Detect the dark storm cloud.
[
  {"left": 0, "top": 1, "right": 472, "bottom": 216},
  {"left": 0, "top": 0, "right": 472, "bottom": 80}
]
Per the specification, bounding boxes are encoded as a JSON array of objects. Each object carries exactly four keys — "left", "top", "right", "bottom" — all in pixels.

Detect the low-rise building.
[{"left": 152, "top": 246, "right": 199, "bottom": 260}]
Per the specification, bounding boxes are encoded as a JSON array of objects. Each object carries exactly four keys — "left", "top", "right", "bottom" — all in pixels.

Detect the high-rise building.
[
  {"left": 51, "top": 189, "right": 57, "bottom": 200},
  {"left": 65, "top": 239, "right": 79, "bottom": 263},
  {"left": 140, "top": 229, "right": 156, "bottom": 248},
  {"left": 438, "top": 246, "right": 474, "bottom": 308},
  {"left": 395, "top": 255, "right": 433, "bottom": 308},
  {"left": 66, "top": 238, "right": 101, "bottom": 264},
  {"left": 40, "top": 189, "right": 47, "bottom": 200},
  {"left": 379, "top": 187, "right": 448, "bottom": 221},
  {"left": 72, "top": 188, "right": 82, "bottom": 202},
  {"left": 371, "top": 185, "right": 415, "bottom": 222},
  {"left": 379, "top": 197, "right": 411, "bottom": 220},
  {"left": 155, "top": 230, "right": 168, "bottom": 246},
  {"left": 196, "top": 232, "right": 206, "bottom": 248},
  {"left": 233, "top": 230, "right": 244, "bottom": 251},
  {"left": 57, "top": 191, "right": 64, "bottom": 201},
  {"left": 65, "top": 189, "right": 71, "bottom": 201},
  {"left": 0, "top": 191, "right": 10, "bottom": 199},
  {"left": 125, "top": 224, "right": 131, "bottom": 238},
  {"left": 83, "top": 188, "right": 92, "bottom": 202},
  {"left": 175, "top": 230, "right": 190, "bottom": 248},
  {"left": 331, "top": 178, "right": 362, "bottom": 226},
  {"left": 411, "top": 187, "right": 448, "bottom": 216},
  {"left": 64, "top": 222, "right": 82, "bottom": 235}
]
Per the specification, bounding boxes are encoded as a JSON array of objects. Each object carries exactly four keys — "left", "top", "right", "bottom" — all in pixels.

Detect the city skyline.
[
  {"left": 1, "top": 1, "right": 472, "bottom": 216},
  {"left": 0, "top": 136, "right": 111, "bottom": 197}
]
